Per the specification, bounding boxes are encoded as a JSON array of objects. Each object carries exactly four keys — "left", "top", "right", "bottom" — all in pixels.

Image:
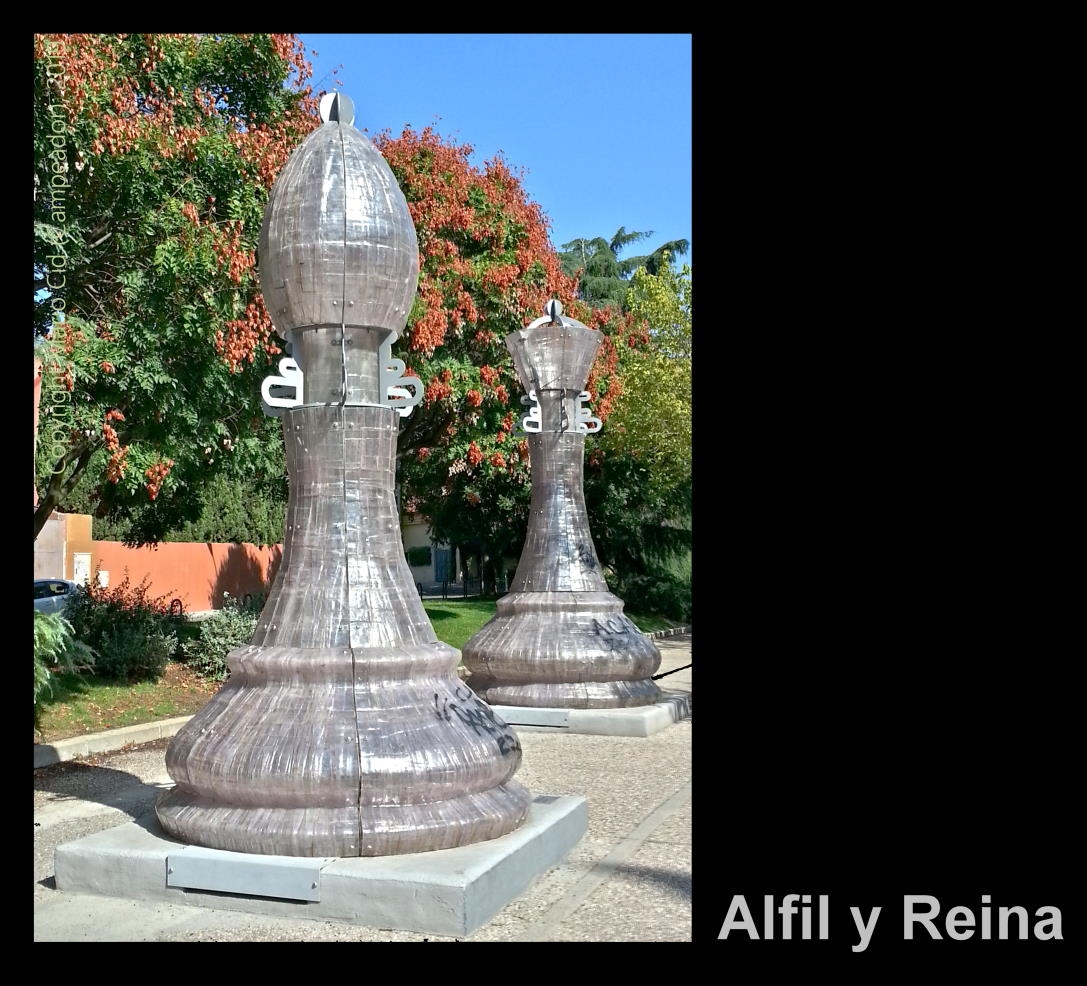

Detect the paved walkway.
[{"left": 33, "top": 633, "right": 691, "bottom": 942}]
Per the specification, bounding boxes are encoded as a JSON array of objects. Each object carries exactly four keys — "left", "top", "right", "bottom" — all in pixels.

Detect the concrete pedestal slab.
[
  {"left": 493, "top": 690, "right": 692, "bottom": 736},
  {"left": 54, "top": 793, "right": 587, "bottom": 938}
]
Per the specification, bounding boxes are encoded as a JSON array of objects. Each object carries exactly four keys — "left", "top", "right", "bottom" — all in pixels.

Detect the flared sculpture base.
[
  {"left": 156, "top": 641, "right": 531, "bottom": 857},
  {"left": 156, "top": 781, "right": 532, "bottom": 858},
  {"left": 462, "top": 592, "right": 663, "bottom": 709}
]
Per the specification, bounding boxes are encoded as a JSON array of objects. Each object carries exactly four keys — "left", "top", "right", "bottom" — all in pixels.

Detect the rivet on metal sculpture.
[
  {"left": 461, "top": 300, "right": 664, "bottom": 708},
  {"left": 155, "top": 93, "right": 531, "bottom": 857}
]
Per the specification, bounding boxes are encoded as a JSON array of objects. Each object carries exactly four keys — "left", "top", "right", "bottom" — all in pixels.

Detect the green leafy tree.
[
  {"left": 33, "top": 33, "right": 320, "bottom": 545},
  {"left": 406, "top": 461, "right": 530, "bottom": 594},
  {"left": 584, "top": 451, "right": 691, "bottom": 619},
  {"left": 558, "top": 227, "right": 690, "bottom": 309},
  {"left": 606, "top": 256, "right": 692, "bottom": 486},
  {"left": 584, "top": 256, "right": 692, "bottom": 620},
  {"left": 86, "top": 473, "right": 286, "bottom": 546}
]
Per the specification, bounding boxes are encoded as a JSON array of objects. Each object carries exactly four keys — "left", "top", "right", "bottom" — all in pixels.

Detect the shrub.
[
  {"left": 235, "top": 591, "right": 266, "bottom": 615},
  {"left": 65, "top": 569, "right": 186, "bottom": 681},
  {"left": 95, "top": 621, "right": 178, "bottom": 680},
  {"left": 405, "top": 545, "right": 432, "bottom": 567},
  {"left": 34, "top": 610, "right": 96, "bottom": 730},
  {"left": 181, "top": 592, "right": 257, "bottom": 682},
  {"left": 616, "top": 572, "right": 692, "bottom": 624}
]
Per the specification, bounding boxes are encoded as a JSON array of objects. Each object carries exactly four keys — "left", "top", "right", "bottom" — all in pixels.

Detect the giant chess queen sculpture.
[
  {"left": 461, "top": 301, "right": 663, "bottom": 708},
  {"left": 156, "top": 94, "right": 531, "bottom": 857}
]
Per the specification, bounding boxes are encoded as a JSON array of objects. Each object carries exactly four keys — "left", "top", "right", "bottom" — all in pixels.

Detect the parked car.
[{"left": 33, "top": 578, "right": 81, "bottom": 615}]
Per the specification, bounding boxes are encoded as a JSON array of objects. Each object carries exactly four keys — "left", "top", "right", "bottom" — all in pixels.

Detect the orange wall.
[{"left": 91, "top": 541, "right": 283, "bottom": 614}]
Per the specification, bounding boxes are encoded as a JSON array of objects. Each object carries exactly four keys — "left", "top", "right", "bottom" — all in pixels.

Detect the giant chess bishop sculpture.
[
  {"left": 461, "top": 301, "right": 663, "bottom": 708},
  {"left": 156, "top": 94, "right": 531, "bottom": 857}
]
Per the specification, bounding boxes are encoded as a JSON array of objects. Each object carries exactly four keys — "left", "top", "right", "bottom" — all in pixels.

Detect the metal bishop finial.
[
  {"left": 319, "top": 91, "right": 356, "bottom": 126},
  {"left": 546, "top": 299, "right": 563, "bottom": 325}
]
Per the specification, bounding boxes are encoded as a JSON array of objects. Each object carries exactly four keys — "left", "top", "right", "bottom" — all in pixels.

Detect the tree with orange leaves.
[
  {"left": 34, "top": 37, "right": 649, "bottom": 564},
  {"left": 376, "top": 124, "right": 643, "bottom": 583},
  {"left": 34, "top": 33, "right": 320, "bottom": 543}
]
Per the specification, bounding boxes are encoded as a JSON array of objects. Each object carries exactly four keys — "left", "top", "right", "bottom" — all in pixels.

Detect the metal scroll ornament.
[
  {"left": 461, "top": 301, "right": 663, "bottom": 708},
  {"left": 155, "top": 94, "right": 530, "bottom": 857}
]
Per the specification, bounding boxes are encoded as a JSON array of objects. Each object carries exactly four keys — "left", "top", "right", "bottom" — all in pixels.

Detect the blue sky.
[{"left": 299, "top": 33, "right": 692, "bottom": 273}]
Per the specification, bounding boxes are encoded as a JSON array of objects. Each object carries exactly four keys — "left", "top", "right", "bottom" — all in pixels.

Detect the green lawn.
[{"left": 422, "top": 598, "right": 498, "bottom": 650}]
